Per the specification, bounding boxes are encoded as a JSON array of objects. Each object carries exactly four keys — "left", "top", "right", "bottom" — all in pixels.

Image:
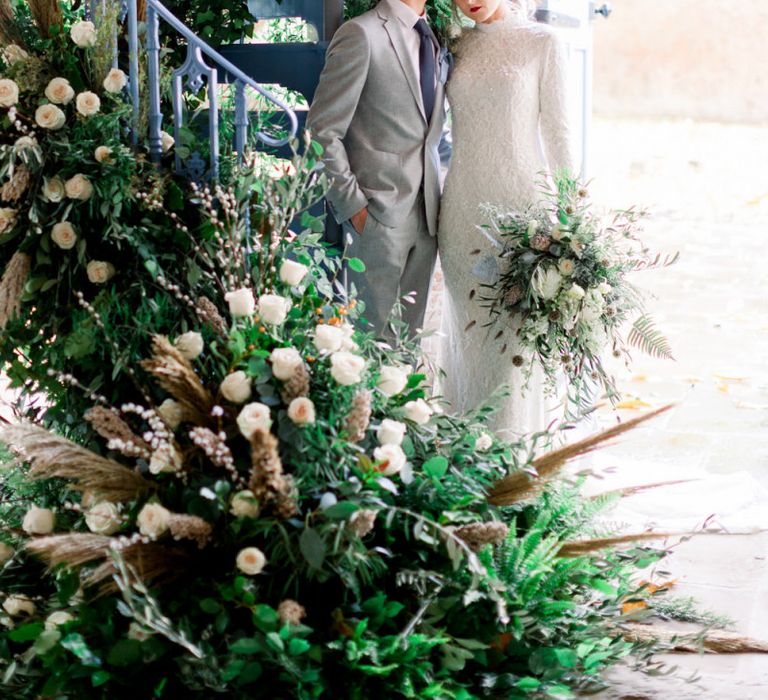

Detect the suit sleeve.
[
  {"left": 539, "top": 32, "right": 576, "bottom": 176},
  {"left": 307, "top": 21, "right": 371, "bottom": 224}
]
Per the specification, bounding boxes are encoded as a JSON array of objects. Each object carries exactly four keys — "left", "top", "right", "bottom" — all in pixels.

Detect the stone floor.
[{"left": 582, "top": 117, "right": 768, "bottom": 698}]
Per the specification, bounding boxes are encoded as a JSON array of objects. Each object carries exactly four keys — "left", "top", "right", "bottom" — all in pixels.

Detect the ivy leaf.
[
  {"left": 299, "top": 527, "right": 326, "bottom": 570},
  {"left": 347, "top": 257, "right": 366, "bottom": 273},
  {"left": 230, "top": 637, "right": 261, "bottom": 655},
  {"left": 322, "top": 502, "right": 359, "bottom": 520},
  {"left": 422, "top": 456, "right": 449, "bottom": 479}
]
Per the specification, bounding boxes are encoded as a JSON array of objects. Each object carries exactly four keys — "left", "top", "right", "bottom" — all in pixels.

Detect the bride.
[{"left": 438, "top": 0, "right": 574, "bottom": 440}]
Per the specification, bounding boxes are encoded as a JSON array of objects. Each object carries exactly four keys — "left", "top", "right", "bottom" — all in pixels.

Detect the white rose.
[
  {"left": 567, "top": 283, "right": 586, "bottom": 300},
  {"left": 14, "top": 136, "right": 37, "bottom": 150},
  {"left": 269, "top": 347, "right": 303, "bottom": 380},
  {"left": 598, "top": 282, "right": 612, "bottom": 295},
  {"left": 313, "top": 324, "right": 345, "bottom": 353},
  {"left": 236, "top": 546, "right": 267, "bottom": 575},
  {"left": 373, "top": 444, "right": 407, "bottom": 477},
  {"left": 257, "top": 294, "right": 291, "bottom": 325},
  {"left": 64, "top": 174, "right": 93, "bottom": 201},
  {"left": 45, "top": 611, "right": 74, "bottom": 630},
  {"left": 329, "top": 351, "right": 366, "bottom": 386},
  {"left": 22, "top": 505, "right": 55, "bottom": 534},
  {"left": 94, "top": 145, "right": 113, "bottom": 163},
  {"left": 128, "top": 622, "right": 152, "bottom": 641},
  {"left": 174, "top": 331, "right": 204, "bottom": 360},
  {"left": 236, "top": 402, "right": 272, "bottom": 440},
  {"left": 377, "top": 419, "right": 407, "bottom": 446},
  {"left": 148, "top": 443, "right": 183, "bottom": 475},
  {"left": 0, "top": 208, "right": 17, "bottom": 234},
  {"left": 220, "top": 371, "right": 252, "bottom": 404},
  {"left": 42, "top": 177, "right": 65, "bottom": 202},
  {"left": 44, "top": 77, "right": 75, "bottom": 105},
  {"left": 86, "top": 260, "right": 115, "bottom": 284},
  {"left": 157, "top": 398, "right": 184, "bottom": 429},
  {"left": 102, "top": 67, "right": 127, "bottom": 94},
  {"left": 404, "top": 399, "right": 433, "bottom": 426},
  {"left": 75, "top": 91, "right": 100, "bottom": 116},
  {"left": 70, "top": 21, "right": 97, "bottom": 47},
  {"left": 137, "top": 502, "right": 171, "bottom": 538},
  {"left": 476, "top": 433, "right": 493, "bottom": 451},
  {"left": 224, "top": 288, "right": 255, "bottom": 317},
  {"left": 2, "top": 595, "right": 35, "bottom": 617},
  {"left": 287, "top": 397, "right": 315, "bottom": 425},
  {"left": 2, "top": 45, "right": 28, "bottom": 64},
  {"left": 0, "top": 79, "right": 20, "bottom": 107},
  {"left": 570, "top": 239, "right": 585, "bottom": 257},
  {"left": 338, "top": 322, "right": 358, "bottom": 351},
  {"left": 161, "top": 130, "right": 175, "bottom": 153},
  {"left": 557, "top": 258, "right": 575, "bottom": 276},
  {"left": 230, "top": 490, "right": 260, "bottom": 519},
  {"left": 376, "top": 365, "right": 409, "bottom": 397},
  {"left": 85, "top": 501, "right": 121, "bottom": 535},
  {"left": 533, "top": 266, "right": 562, "bottom": 301},
  {"left": 551, "top": 226, "right": 564, "bottom": 241},
  {"left": 279, "top": 259, "right": 309, "bottom": 286},
  {"left": 51, "top": 222, "right": 77, "bottom": 250},
  {"left": 0, "top": 542, "right": 14, "bottom": 565},
  {"left": 35, "top": 103, "right": 66, "bottom": 130}
]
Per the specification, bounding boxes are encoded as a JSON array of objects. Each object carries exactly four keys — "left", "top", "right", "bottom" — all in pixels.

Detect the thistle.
[
  {"left": 277, "top": 599, "right": 306, "bottom": 625},
  {"left": 168, "top": 514, "right": 212, "bottom": 549}
]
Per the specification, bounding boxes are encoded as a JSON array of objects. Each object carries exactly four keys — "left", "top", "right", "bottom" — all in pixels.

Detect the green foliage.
[{"left": 628, "top": 314, "right": 674, "bottom": 360}]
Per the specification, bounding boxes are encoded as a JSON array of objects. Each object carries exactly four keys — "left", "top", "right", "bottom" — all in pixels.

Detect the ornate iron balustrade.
[{"left": 101, "top": 0, "right": 302, "bottom": 181}]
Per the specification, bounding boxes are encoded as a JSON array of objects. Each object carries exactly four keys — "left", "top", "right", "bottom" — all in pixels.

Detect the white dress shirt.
[{"left": 385, "top": 0, "right": 439, "bottom": 87}]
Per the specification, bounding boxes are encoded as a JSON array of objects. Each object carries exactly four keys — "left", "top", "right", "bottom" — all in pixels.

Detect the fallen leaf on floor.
[
  {"left": 717, "top": 383, "right": 729, "bottom": 393},
  {"left": 683, "top": 377, "right": 702, "bottom": 384},
  {"left": 640, "top": 579, "right": 677, "bottom": 594},
  {"left": 735, "top": 401, "right": 768, "bottom": 410},
  {"left": 713, "top": 373, "right": 748, "bottom": 382},
  {"left": 631, "top": 374, "right": 648, "bottom": 383},
  {"left": 615, "top": 398, "right": 652, "bottom": 410},
  {"left": 622, "top": 600, "right": 647, "bottom": 614}
]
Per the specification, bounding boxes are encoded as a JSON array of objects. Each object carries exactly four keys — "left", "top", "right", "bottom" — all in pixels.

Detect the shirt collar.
[{"left": 385, "top": 0, "right": 426, "bottom": 28}]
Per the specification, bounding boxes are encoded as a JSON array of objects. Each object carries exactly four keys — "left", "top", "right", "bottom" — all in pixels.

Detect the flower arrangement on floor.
[{"left": 476, "top": 174, "right": 677, "bottom": 408}]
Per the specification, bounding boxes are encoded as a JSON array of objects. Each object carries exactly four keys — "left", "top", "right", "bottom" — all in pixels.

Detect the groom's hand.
[{"left": 350, "top": 207, "right": 368, "bottom": 235}]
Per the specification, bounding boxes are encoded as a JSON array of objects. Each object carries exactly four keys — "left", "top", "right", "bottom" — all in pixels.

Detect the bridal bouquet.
[{"left": 478, "top": 174, "right": 676, "bottom": 406}]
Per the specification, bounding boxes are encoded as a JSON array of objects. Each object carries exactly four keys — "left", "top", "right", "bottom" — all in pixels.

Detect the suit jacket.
[{"left": 307, "top": 0, "right": 448, "bottom": 236}]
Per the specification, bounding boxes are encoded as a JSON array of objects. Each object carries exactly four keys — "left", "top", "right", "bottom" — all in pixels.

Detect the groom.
[{"left": 307, "top": 0, "right": 448, "bottom": 337}]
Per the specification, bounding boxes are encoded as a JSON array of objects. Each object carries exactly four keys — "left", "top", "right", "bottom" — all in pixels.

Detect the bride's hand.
[{"left": 350, "top": 207, "right": 368, "bottom": 235}]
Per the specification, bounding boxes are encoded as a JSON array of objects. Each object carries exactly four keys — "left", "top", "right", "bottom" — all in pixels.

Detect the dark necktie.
[{"left": 414, "top": 18, "right": 436, "bottom": 122}]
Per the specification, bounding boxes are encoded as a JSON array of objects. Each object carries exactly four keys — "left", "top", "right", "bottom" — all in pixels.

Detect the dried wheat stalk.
[
  {"left": 85, "top": 406, "right": 151, "bottom": 458},
  {"left": 488, "top": 405, "right": 674, "bottom": 505},
  {"left": 196, "top": 296, "right": 227, "bottom": 337},
  {"left": 344, "top": 390, "right": 371, "bottom": 443},
  {"left": 88, "top": 541, "right": 192, "bottom": 593},
  {"left": 26, "top": 534, "right": 112, "bottom": 569},
  {"left": 27, "top": 0, "right": 62, "bottom": 38},
  {"left": 0, "top": 423, "right": 151, "bottom": 502},
  {"left": 0, "top": 251, "right": 31, "bottom": 329},
  {"left": 623, "top": 623, "right": 768, "bottom": 654},
  {"left": 249, "top": 428, "right": 297, "bottom": 518},
  {"left": 557, "top": 532, "right": 676, "bottom": 558}
]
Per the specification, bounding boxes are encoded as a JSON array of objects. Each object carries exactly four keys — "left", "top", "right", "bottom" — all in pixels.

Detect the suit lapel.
[{"left": 378, "top": 8, "right": 427, "bottom": 123}]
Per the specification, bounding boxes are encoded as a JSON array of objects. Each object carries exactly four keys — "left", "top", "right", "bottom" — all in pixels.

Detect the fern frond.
[{"left": 628, "top": 315, "right": 674, "bottom": 360}]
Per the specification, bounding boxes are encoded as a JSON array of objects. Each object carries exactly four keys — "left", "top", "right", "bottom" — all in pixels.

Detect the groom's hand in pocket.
[{"left": 350, "top": 207, "right": 368, "bottom": 235}]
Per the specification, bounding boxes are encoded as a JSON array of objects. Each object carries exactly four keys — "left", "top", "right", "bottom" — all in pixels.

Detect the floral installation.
[{"left": 474, "top": 173, "right": 677, "bottom": 409}]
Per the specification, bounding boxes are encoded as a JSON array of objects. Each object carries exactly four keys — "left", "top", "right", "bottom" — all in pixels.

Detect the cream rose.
[
  {"left": 0, "top": 542, "right": 14, "bottom": 565},
  {"left": 157, "top": 398, "right": 184, "bottom": 429},
  {"left": 85, "top": 501, "right": 122, "bottom": 535},
  {"left": 51, "top": 222, "right": 77, "bottom": 250},
  {"left": 86, "top": 260, "right": 116, "bottom": 285},
  {"left": 14, "top": 136, "right": 37, "bottom": 151},
  {"left": 44, "top": 77, "right": 75, "bottom": 105},
  {"left": 376, "top": 365, "right": 409, "bottom": 397},
  {"left": 551, "top": 226, "right": 564, "bottom": 241},
  {"left": 94, "top": 145, "right": 113, "bottom": 163},
  {"left": 137, "top": 502, "right": 171, "bottom": 538},
  {"left": 149, "top": 444, "right": 183, "bottom": 475},
  {"left": 65, "top": 174, "right": 94, "bottom": 201},
  {"left": 102, "top": 67, "right": 127, "bottom": 93},
  {"left": 279, "top": 259, "right": 309, "bottom": 286},
  {"left": 0, "top": 208, "right": 17, "bottom": 234},
  {"left": 313, "top": 324, "right": 345, "bottom": 353},
  {"left": 161, "top": 130, "right": 174, "bottom": 153},
  {"left": 533, "top": 266, "right": 562, "bottom": 301},
  {"left": 569, "top": 239, "right": 584, "bottom": 257},
  {"left": 2, "top": 45, "right": 28, "bottom": 64},
  {"left": 3, "top": 595, "right": 35, "bottom": 617},
  {"left": 0, "top": 79, "right": 19, "bottom": 108},
  {"left": 45, "top": 611, "right": 74, "bottom": 630},
  {"left": 230, "top": 490, "right": 260, "bottom": 519},
  {"left": 174, "top": 331, "right": 204, "bottom": 360},
  {"left": 598, "top": 282, "right": 612, "bottom": 295},
  {"left": 476, "top": 433, "right": 493, "bottom": 452},
  {"left": 42, "top": 176, "right": 65, "bottom": 202},
  {"left": 75, "top": 91, "right": 100, "bottom": 116},
  {"left": 557, "top": 258, "right": 575, "bottom": 276},
  {"left": 329, "top": 351, "right": 366, "bottom": 386},
  {"left": 377, "top": 419, "right": 407, "bottom": 446},
  {"left": 567, "top": 283, "right": 586, "bottom": 300},
  {"left": 22, "top": 505, "right": 55, "bottom": 535},
  {"left": 220, "top": 371, "right": 252, "bottom": 404},
  {"left": 270, "top": 347, "right": 303, "bottom": 381},
  {"left": 287, "top": 397, "right": 315, "bottom": 426},
  {"left": 224, "top": 288, "right": 255, "bottom": 317},
  {"left": 70, "top": 21, "right": 97, "bottom": 48},
  {"left": 237, "top": 402, "right": 272, "bottom": 439},
  {"left": 338, "top": 323, "right": 358, "bottom": 351},
  {"left": 257, "top": 294, "right": 291, "bottom": 325},
  {"left": 35, "top": 103, "right": 66, "bottom": 130},
  {"left": 373, "top": 444, "right": 407, "bottom": 477},
  {"left": 404, "top": 399, "right": 433, "bottom": 426},
  {"left": 236, "top": 546, "right": 267, "bottom": 575}
]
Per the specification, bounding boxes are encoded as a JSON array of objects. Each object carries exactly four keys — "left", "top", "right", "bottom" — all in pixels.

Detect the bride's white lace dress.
[{"left": 438, "top": 14, "right": 575, "bottom": 439}]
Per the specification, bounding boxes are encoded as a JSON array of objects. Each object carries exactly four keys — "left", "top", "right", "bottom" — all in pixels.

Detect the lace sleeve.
[{"left": 538, "top": 31, "right": 575, "bottom": 175}]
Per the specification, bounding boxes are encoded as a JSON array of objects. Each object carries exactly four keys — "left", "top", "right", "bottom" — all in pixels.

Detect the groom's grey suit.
[{"left": 307, "top": 0, "right": 447, "bottom": 335}]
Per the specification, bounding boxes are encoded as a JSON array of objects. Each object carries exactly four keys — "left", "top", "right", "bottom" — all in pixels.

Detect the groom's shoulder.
[{"left": 338, "top": 2, "right": 388, "bottom": 35}]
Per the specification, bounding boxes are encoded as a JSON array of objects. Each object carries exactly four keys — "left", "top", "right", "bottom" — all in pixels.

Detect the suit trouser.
[{"left": 342, "top": 193, "right": 437, "bottom": 338}]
